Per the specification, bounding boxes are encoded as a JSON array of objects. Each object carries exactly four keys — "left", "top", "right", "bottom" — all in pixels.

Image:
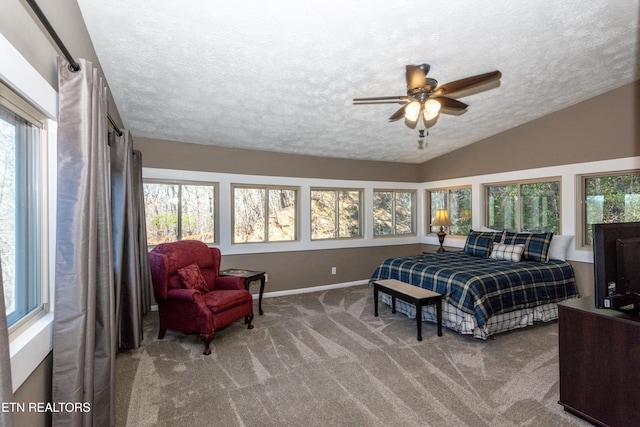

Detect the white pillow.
[
  {"left": 478, "top": 226, "right": 501, "bottom": 233},
  {"left": 490, "top": 243, "right": 525, "bottom": 262},
  {"left": 547, "top": 235, "right": 573, "bottom": 261}
]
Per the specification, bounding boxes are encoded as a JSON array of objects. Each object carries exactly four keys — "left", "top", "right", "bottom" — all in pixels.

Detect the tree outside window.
[
  {"left": 233, "top": 186, "right": 297, "bottom": 243},
  {"left": 582, "top": 172, "right": 640, "bottom": 245},
  {"left": 373, "top": 190, "right": 415, "bottom": 236},
  {"left": 486, "top": 180, "right": 560, "bottom": 233},
  {"left": 427, "top": 187, "right": 471, "bottom": 236},
  {"left": 144, "top": 182, "right": 216, "bottom": 245},
  {"left": 311, "top": 189, "right": 362, "bottom": 240}
]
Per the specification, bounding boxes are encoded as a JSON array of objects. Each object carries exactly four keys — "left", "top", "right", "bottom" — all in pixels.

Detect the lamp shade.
[{"left": 431, "top": 209, "right": 452, "bottom": 227}]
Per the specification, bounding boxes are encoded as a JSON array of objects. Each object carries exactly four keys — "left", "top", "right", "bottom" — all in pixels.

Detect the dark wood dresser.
[{"left": 558, "top": 296, "right": 640, "bottom": 427}]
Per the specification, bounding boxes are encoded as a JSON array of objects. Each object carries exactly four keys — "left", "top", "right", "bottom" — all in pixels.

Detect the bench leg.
[
  {"left": 436, "top": 300, "right": 442, "bottom": 337},
  {"left": 416, "top": 303, "right": 422, "bottom": 341},
  {"left": 374, "top": 286, "right": 379, "bottom": 317},
  {"left": 392, "top": 296, "right": 396, "bottom": 314}
]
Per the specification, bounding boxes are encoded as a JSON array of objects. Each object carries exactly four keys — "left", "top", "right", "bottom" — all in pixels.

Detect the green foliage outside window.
[
  {"left": 428, "top": 187, "right": 471, "bottom": 236},
  {"left": 486, "top": 180, "right": 560, "bottom": 233},
  {"left": 583, "top": 173, "right": 640, "bottom": 245}
]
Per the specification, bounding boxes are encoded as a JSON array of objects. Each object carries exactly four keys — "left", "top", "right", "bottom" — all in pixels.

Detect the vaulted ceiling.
[{"left": 76, "top": 0, "right": 639, "bottom": 163}]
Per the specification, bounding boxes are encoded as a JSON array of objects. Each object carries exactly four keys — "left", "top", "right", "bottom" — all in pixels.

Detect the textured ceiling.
[{"left": 76, "top": 0, "right": 639, "bottom": 164}]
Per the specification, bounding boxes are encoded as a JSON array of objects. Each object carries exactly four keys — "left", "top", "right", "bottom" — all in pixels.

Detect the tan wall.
[
  {"left": 12, "top": 353, "right": 52, "bottom": 427},
  {"left": 418, "top": 80, "right": 640, "bottom": 181},
  {"left": 135, "top": 137, "right": 421, "bottom": 182},
  {"left": 220, "top": 244, "right": 422, "bottom": 294}
]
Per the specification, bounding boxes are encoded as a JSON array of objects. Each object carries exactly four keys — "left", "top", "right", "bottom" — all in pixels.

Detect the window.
[
  {"left": 144, "top": 181, "right": 217, "bottom": 245},
  {"left": 373, "top": 190, "right": 416, "bottom": 236},
  {"left": 0, "top": 83, "right": 47, "bottom": 328},
  {"left": 485, "top": 179, "right": 560, "bottom": 233},
  {"left": 233, "top": 185, "right": 298, "bottom": 243},
  {"left": 311, "top": 189, "right": 362, "bottom": 240},
  {"left": 427, "top": 187, "right": 471, "bottom": 236},
  {"left": 580, "top": 171, "right": 640, "bottom": 246}
]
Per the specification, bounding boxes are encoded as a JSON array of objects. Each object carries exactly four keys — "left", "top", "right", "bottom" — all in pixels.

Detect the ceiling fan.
[{"left": 353, "top": 64, "right": 502, "bottom": 130}]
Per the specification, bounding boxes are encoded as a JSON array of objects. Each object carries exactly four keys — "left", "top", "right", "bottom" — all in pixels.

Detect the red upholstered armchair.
[{"left": 148, "top": 240, "right": 254, "bottom": 355}]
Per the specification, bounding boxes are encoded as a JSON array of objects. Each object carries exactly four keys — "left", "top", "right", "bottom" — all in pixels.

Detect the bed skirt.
[{"left": 378, "top": 293, "right": 578, "bottom": 339}]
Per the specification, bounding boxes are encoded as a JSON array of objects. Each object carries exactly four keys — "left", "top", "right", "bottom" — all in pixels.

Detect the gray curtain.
[
  {"left": 133, "top": 151, "right": 153, "bottom": 313},
  {"left": 0, "top": 258, "right": 15, "bottom": 427},
  {"left": 52, "top": 57, "right": 116, "bottom": 427},
  {"left": 110, "top": 132, "right": 151, "bottom": 349}
]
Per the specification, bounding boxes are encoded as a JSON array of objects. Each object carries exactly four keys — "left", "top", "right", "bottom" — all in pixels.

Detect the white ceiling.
[{"left": 76, "top": 0, "right": 639, "bottom": 164}]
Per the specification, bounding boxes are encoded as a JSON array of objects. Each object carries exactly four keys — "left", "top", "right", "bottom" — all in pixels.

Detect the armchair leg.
[
  {"left": 245, "top": 312, "right": 254, "bottom": 329},
  {"left": 200, "top": 333, "right": 214, "bottom": 355},
  {"left": 158, "top": 327, "right": 166, "bottom": 339}
]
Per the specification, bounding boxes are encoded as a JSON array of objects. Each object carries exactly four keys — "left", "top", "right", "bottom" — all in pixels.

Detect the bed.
[{"left": 370, "top": 231, "right": 579, "bottom": 339}]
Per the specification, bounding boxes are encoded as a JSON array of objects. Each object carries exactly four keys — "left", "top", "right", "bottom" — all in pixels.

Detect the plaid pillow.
[
  {"left": 490, "top": 243, "right": 525, "bottom": 262},
  {"left": 468, "top": 229, "right": 505, "bottom": 243},
  {"left": 503, "top": 232, "right": 553, "bottom": 262},
  {"left": 464, "top": 234, "right": 493, "bottom": 258}
]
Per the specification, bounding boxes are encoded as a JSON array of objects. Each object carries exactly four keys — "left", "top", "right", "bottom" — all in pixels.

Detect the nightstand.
[{"left": 219, "top": 269, "right": 266, "bottom": 315}]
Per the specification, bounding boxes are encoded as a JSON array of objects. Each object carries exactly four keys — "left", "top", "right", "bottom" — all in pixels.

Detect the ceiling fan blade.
[
  {"left": 406, "top": 64, "right": 429, "bottom": 90},
  {"left": 388, "top": 104, "right": 408, "bottom": 122},
  {"left": 353, "top": 96, "right": 407, "bottom": 102},
  {"left": 353, "top": 101, "right": 406, "bottom": 105},
  {"left": 433, "top": 96, "right": 468, "bottom": 110},
  {"left": 433, "top": 70, "right": 501, "bottom": 97}
]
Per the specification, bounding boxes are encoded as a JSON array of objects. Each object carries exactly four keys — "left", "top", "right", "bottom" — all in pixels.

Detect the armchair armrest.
[
  {"left": 160, "top": 288, "right": 212, "bottom": 335},
  {"left": 166, "top": 288, "right": 201, "bottom": 302},
  {"left": 215, "top": 275, "right": 245, "bottom": 290}
]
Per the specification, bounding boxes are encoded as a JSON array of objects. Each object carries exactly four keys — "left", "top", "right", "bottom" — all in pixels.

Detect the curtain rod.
[{"left": 26, "top": 0, "right": 124, "bottom": 137}]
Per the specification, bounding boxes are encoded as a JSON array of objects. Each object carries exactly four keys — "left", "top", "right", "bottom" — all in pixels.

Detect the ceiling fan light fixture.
[
  {"left": 353, "top": 64, "right": 502, "bottom": 136},
  {"left": 423, "top": 99, "right": 441, "bottom": 121},
  {"left": 404, "top": 101, "right": 421, "bottom": 122}
]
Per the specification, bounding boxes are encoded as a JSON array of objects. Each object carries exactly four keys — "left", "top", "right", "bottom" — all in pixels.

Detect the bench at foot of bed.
[{"left": 372, "top": 279, "right": 443, "bottom": 341}]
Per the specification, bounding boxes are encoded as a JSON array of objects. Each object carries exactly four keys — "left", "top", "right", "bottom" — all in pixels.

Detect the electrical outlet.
[
  {"left": 264, "top": 274, "right": 268, "bottom": 282},
  {"left": 331, "top": 267, "right": 336, "bottom": 275}
]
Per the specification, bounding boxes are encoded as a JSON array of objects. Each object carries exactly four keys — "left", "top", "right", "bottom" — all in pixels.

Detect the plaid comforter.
[{"left": 370, "top": 252, "right": 578, "bottom": 326}]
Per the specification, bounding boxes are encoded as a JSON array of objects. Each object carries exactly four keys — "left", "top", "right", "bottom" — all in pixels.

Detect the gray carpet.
[{"left": 115, "top": 285, "right": 588, "bottom": 426}]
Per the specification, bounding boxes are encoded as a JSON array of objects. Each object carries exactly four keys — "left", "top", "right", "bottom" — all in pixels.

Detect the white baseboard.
[
  {"left": 149, "top": 279, "right": 369, "bottom": 312},
  {"left": 257, "top": 279, "right": 369, "bottom": 300}
]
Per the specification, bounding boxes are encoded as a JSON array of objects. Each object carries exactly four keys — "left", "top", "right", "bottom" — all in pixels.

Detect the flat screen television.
[{"left": 593, "top": 221, "right": 640, "bottom": 311}]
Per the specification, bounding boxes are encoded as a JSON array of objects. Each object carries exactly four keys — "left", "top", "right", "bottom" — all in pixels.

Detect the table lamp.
[{"left": 431, "top": 209, "right": 452, "bottom": 252}]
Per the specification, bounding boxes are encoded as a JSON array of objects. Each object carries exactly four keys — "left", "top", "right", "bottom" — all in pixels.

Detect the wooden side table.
[{"left": 219, "top": 269, "right": 266, "bottom": 315}]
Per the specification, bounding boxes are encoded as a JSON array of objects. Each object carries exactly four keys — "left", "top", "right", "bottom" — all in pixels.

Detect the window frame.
[
  {"left": 483, "top": 177, "right": 562, "bottom": 233},
  {"left": 0, "top": 81, "right": 49, "bottom": 333},
  {"left": 578, "top": 169, "right": 640, "bottom": 249},
  {"left": 143, "top": 179, "right": 219, "bottom": 246},
  {"left": 232, "top": 184, "right": 300, "bottom": 244},
  {"left": 426, "top": 185, "right": 472, "bottom": 236},
  {"left": 310, "top": 187, "right": 364, "bottom": 241},
  {"left": 1, "top": 32, "right": 58, "bottom": 393},
  {"left": 372, "top": 189, "right": 417, "bottom": 237}
]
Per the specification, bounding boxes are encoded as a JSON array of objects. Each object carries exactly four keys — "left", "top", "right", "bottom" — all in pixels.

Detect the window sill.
[{"left": 9, "top": 311, "right": 53, "bottom": 392}]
